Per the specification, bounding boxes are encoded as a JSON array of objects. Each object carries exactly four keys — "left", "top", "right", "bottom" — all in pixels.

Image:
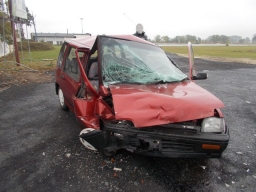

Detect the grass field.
[
  {"left": 161, "top": 46, "right": 256, "bottom": 60},
  {"left": 22, "top": 45, "right": 61, "bottom": 60},
  {"left": 0, "top": 45, "right": 61, "bottom": 71}
]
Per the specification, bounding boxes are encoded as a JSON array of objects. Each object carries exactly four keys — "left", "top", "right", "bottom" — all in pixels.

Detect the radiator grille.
[{"left": 161, "top": 139, "right": 195, "bottom": 152}]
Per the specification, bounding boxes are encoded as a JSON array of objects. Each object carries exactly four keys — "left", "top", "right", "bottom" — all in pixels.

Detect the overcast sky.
[{"left": 24, "top": 0, "right": 256, "bottom": 40}]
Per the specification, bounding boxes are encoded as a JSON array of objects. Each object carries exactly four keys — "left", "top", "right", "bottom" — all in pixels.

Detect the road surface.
[{"left": 0, "top": 55, "right": 256, "bottom": 192}]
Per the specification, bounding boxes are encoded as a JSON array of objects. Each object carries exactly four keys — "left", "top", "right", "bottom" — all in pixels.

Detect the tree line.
[{"left": 152, "top": 34, "right": 256, "bottom": 44}]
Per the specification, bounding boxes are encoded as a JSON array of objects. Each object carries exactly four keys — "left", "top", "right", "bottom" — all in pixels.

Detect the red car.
[{"left": 55, "top": 35, "right": 229, "bottom": 158}]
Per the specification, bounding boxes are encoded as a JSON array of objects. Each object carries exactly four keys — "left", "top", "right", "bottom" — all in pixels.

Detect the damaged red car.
[{"left": 55, "top": 35, "right": 229, "bottom": 158}]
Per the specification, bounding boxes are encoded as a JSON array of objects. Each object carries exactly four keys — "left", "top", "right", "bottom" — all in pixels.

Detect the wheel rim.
[
  {"left": 79, "top": 128, "right": 97, "bottom": 151},
  {"left": 58, "top": 88, "right": 65, "bottom": 107}
]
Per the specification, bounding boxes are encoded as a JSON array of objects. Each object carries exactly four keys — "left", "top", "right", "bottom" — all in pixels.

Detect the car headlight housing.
[{"left": 201, "top": 117, "right": 226, "bottom": 133}]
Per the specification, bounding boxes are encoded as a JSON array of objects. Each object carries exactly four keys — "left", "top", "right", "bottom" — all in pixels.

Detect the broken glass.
[{"left": 100, "top": 37, "right": 187, "bottom": 86}]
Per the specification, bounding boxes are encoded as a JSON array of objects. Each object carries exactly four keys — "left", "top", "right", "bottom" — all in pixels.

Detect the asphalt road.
[{"left": 0, "top": 55, "right": 256, "bottom": 192}]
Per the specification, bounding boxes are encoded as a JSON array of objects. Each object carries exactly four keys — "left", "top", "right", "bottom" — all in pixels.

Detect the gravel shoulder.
[{"left": 0, "top": 70, "right": 55, "bottom": 93}]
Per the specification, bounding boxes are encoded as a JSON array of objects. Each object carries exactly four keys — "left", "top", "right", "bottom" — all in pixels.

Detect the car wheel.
[
  {"left": 79, "top": 128, "right": 98, "bottom": 151},
  {"left": 58, "top": 88, "right": 68, "bottom": 110}
]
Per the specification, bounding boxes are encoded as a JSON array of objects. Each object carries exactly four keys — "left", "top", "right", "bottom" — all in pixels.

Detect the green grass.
[
  {"left": 21, "top": 45, "right": 61, "bottom": 70},
  {"left": 22, "top": 45, "right": 61, "bottom": 60},
  {"left": 161, "top": 46, "right": 256, "bottom": 60},
  {"left": 0, "top": 46, "right": 61, "bottom": 71}
]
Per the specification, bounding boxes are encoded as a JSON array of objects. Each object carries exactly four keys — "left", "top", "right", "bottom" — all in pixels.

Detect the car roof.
[{"left": 65, "top": 34, "right": 156, "bottom": 49}]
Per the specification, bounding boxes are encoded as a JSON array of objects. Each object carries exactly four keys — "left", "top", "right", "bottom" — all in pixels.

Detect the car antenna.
[{"left": 123, "top": 13, "right": 136, "bottom": 25}]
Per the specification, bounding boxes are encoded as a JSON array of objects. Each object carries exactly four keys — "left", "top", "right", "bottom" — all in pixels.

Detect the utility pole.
[
  {"left": 80, "top": 18, "right": 83, "bottom": 34},
  {"left": 8, "top": 0, "right": 20, "bottom": 66},
  {"left": 32, "top": 13, "right": 38, "bottom": 42}
]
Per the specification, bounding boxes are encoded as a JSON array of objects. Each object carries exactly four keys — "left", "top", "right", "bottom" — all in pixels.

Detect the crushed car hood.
[{"left": 109, "top": 81, "right": 224, "bottom": 127}]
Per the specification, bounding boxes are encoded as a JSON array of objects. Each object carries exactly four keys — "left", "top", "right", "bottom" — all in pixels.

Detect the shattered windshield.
[{"left": 100, "top": 37, "right": 187, "bottom": 86}]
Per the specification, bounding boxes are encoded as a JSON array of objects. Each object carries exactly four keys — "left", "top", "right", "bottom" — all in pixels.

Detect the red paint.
[
  {"left": 95, "top": 99, "right": 115, "bottom": 120},
  {"left": 109, "top": 82, "right": 224, "bottom": 127},
  {"left": 73, "top": 97, "right": 100, "bottom": 129}
]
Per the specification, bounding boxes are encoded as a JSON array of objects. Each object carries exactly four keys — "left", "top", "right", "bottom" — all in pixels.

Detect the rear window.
[{"left": 57, "top": 43, "right": 67, "bottom": 67}]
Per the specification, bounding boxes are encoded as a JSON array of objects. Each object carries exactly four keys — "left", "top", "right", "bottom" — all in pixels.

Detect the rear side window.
[
  {"left": 57, "top": 43, "right": 67, "bottom": 67},
  {"left": 64, "top": 47, "right": 81, "bottom": 82}
]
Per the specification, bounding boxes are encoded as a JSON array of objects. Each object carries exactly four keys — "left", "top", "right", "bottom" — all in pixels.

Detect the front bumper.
[
  {"left": 106, "top": 122, "right": 229, "bottom": 158},
  {"left": 80, "top": 123, "right": 229, "bottom": 158}
]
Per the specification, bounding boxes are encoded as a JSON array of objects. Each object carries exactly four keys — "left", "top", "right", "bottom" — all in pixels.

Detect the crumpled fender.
[
  {"left": 73, "top": 97, "right": 100, "bottom": 129},
  {"left": 95, "top": 98, "right": 115, "bottom": 120},
  {"left": 109, "top": 82, "right": 225, "bottom": 127},
  {"left": 73, "top": 96, "right": 115, "bottom": 129}
]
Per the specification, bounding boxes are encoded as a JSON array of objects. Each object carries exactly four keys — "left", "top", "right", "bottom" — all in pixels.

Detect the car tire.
[{"left": 58, "top": 87, "right": 68, "bottom": 110}]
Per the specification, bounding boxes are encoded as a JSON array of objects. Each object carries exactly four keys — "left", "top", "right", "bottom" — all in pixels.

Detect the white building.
[{"left": 30, "top": 33, "right": 91, "bottom": 45}]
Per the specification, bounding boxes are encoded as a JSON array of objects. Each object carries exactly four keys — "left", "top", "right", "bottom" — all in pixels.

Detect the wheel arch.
[{"left": 55, "top": 82, "right": 59, "bottom": 95}]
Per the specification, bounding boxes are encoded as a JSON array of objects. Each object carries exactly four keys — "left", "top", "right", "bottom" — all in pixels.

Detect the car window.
[
  {"left": 57, "top": 43, "right": 67, "bottom": 67},
  {"left": 64, "top": 47, "right": 81, "bottom": 82},
  {"left": 100, "top": 37, "right": 187, "bottom": 86},
  {"left": 91, "top": 50, "right": 98, "bottom": 57}
]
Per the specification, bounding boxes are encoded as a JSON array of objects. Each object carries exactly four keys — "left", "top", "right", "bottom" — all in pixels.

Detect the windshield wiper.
[
  {"left": 152, "top": 78, "right": 188, "bottom": 84},
  {"left": 108, "top": 81, "right": 143, "bottom": 85},
  {"left": 154, "top": 80, "right": 168, "bottom": 84}
]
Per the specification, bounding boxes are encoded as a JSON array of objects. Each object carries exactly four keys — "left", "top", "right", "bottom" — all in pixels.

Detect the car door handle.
[{"left": 61, "top": 75, "right": 65, "bottom": 79}]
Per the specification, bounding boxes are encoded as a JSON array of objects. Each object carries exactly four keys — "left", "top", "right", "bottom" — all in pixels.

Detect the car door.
[
  {"left": 71, "top": 48, "right": 101, "bottom": 128},
  {"left": 59, "top": 46, "right": 82, "bottom": 110}
]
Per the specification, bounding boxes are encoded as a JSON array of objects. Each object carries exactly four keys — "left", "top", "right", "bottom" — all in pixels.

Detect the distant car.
[{"left": 55, "top": 35, "right": 229, "bottom": 158}]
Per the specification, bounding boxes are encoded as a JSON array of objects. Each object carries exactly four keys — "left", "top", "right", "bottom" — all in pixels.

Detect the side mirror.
[{"left": 192, "top": 73, "right": 207, "bottom": 80}]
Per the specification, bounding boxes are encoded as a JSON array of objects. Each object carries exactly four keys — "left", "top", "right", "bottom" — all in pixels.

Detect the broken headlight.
[{"left": 201, "top": 117, "right": 226, "bottom": 133}]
